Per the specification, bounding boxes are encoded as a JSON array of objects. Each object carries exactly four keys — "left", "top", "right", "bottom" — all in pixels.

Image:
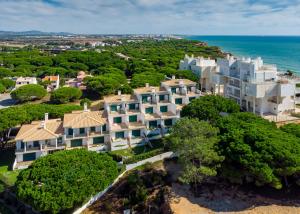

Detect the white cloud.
[{"left": 0, "top": 0, "right": 299, "bottom": 34}]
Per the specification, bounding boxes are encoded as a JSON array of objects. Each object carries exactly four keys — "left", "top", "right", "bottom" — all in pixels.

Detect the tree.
[
  {"left": 10, "top": 84, "right": 47, "bottom": 102},
  {"left": 0, "top": 84, "right": 5, "bottom": 93},
  {"left": 181, "top": 95, "right": 240, "bottom": 123},
  {"left": 167, "top": 118, "right": 224, "bottom": 190},
  {"left": 50, "top": 87, "right": 82, "bottom": 104},
  {"left": 16, "top": 149, "right": 119, "bottom": 213},
  {"left": 217, "top": 112, "right": 300, "bottom": 189},
  {"left": 0, "top": 79, "right": 15, "bottom": 90},
  {"left": 130, "top": 71, "right": 165, "bottom": 88}
]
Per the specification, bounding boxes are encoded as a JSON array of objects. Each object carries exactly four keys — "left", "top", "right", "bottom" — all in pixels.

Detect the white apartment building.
[
  {"left": 15, "top": 77, "right": 37, "bottom": 88},
  {"left": 179, "top": 54, "right": 219, "bottom": 92},
  {"left": 14, "top": 77, "right": 201, "bottom": 168},
  {"left": 180, "top": 54, "right": 298, "bottom": 116}
]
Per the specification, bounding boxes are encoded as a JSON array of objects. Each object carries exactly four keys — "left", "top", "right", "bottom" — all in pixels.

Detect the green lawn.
[
  {"left": 0, "top": 149, "right": 19, "bottom": 187},
  {"left": 110, "top": 140, "right": 164, "bottom": 158}
]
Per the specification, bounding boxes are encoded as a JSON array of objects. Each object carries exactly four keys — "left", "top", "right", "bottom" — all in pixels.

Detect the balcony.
[{"left": 16, "top": 146, "right": 40, "bottom": 153}]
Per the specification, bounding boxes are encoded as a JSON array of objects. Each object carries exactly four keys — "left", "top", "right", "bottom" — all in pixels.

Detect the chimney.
[
  {"left": 151, "top": 87, "right": 155, "bottom": 93},
  {"left": 172, "top": 75, "right": 176, "bottom": 80},
  {"left": 145, "top": 83, "right": 149, "bottom": 87},
  {"left": 117, "top": 90, "right": 121, "bottom": 96},
  {"left": 84, "top": 103, "right": 88, "bottom": 112},
  {"left": 44, "top": 113, "right": 49, "bottom": 121}
]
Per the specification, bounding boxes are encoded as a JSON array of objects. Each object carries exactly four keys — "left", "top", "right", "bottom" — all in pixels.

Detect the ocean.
[{"left": 185, "top": 36, "right": 300, "bottom": 73}]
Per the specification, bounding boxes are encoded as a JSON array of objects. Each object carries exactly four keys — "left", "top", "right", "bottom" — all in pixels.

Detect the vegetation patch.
[{"left": 15, "top": 149, "right": 119, "bottom": 213}]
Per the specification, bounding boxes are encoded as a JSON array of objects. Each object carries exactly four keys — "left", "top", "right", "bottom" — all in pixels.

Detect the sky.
[{"left": 0, "top": 0, "right": 300, "bottom": 35}]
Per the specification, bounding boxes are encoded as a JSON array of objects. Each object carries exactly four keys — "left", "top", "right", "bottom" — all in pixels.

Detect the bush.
[
  {"left": 16, "top": 149, "right": 119, "bottom": 213},
  {"left": 0, "top": 79, "right": 15, "bottom": 90},
  {"left": 50, "top": 87, "right": 82, "bottom": 104},
  {"left": 80, "top": 98, "right": 91, "bottom": 107},
  {"left": 123, "top": 148, "right": 164, "bottom": 164},
  {"left": 0, "top": 84, "right": 5, "bottom": 93},
  {"left": 10, "top": 84, "right": 47, "bottom": 102}
]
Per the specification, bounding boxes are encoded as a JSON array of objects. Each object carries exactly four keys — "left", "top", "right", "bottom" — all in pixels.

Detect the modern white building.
[
  {"left": 14, "top": 77, "right": 201, "bottom": 168},
  {"left": 180, "top": 54, "right": 298, "bottom": 116},
  {"left": 15, "top": 77, "right": 37, "bottom": 88},
  {"left": 179, "top": 54, "right": 219, "bottom": 92}
]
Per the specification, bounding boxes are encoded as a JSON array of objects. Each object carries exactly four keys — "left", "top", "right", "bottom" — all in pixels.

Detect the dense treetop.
[
  {"left": 16, "top": 149, "right": 119, "bottom": 213},
  {"left": 10, "top": 84, "right": 47, "bottom": 102}
]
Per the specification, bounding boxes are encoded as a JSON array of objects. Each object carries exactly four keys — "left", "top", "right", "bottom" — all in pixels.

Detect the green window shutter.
[
  {"left": 90, "top": 127, "right": 96, "bottom": 132},
  {"left": 80, "top": 128, "right": 85, "bottom": 134},
  {"left": 159, "top": 95, "right": 165, "bottom": 101},
  {"left": 132, "top": 129, "right": 141, "bottom": 137},
  {"left": 33, "top": 141, "right": 39, "bottom": 147},
  {"left": 116, "top": 131, "right": 125, "bottom": 139},
  {"left": 171, "top": 87, "right": 176, "bottom": 94},
  {"left": 68, "top": 128, "right": 73, "bottom": 136},
  {"left": 57, "top": 137, "right": 63, "bottom": 144},
  {"left": 102, "top": 124, "right": 107, "bottom": 132},
  {"left": 129, "top": 115, "right": 138, "bottom": 122},
  {"left": 145, "top": 107, "right": 153, "bottom": 114},
  {"left": 110, "top": 105, "right": 117, "bottom": 112},
  {"left": 23, "top": 153, "right": 36, "bottom": 161},
  {"left": 128, "top": 103, "right": 136, "bottom": 110},
  {"left": 93, "top": 137, "right": 104, "bottom": 144},
  {"left": 71, "top": 139, "right": 83, "bottom": 147},
  {"left": 164, "top": 119, "right": 173, "bottom": 126},
  {"left": 113, "top": 117, "right": 122, "bottom": 124},
  {"left": 149, "top": 120, "right": 158, "bottom": 128},
  {"left": 175, "top": 98, "right": 183, "bottom": 105},
  {"left": 189, "top": 97, "right": 196, "bottom": 102},
  {"left": 160, "top": 106, "right": 168, "bottom": 113}
]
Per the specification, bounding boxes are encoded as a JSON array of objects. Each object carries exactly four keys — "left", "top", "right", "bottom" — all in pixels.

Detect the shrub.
[
  {"left": 16, "top": 149, "right": 119, "bottom": 213},
  {"left": 50, "top": 87, "right": 82, "bottom": 104},
  {"left": 0, "top": 84, "right": 5, "bottom": 93},
  {"left": 80, "top": 98, "right": 91, "bottom": 107},
  {"left": 10, "top": 84, "right": 47, "bottom": 102}
]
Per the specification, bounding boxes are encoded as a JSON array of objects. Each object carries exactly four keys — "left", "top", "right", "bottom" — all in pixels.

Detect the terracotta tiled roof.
[
  {"left": 42, "top": 76, "right": 58, "bottom": 82},
  {"left": 133, "top": 86, "right": 166, "bottom": 94},
  {"left": 162, "top": 79, "right": 196, "bottom": 87},
  {"left": 63, "top": 110, "right": 106, "bottom": 128},
  {"left": 104, "top": 94, "right": 137, "bottom": 103},
  {"left": 15, "top": 119, "right": 63, "bottom": 142}
]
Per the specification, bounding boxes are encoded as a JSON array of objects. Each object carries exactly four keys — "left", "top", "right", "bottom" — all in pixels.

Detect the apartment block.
[{"left": 14, "top": 77, "right": 201, "bottom": 169}]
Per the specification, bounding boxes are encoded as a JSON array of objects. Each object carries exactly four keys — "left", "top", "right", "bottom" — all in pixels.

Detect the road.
[{"left": 0, "top": 93, "right": 16, "bottom": 109}]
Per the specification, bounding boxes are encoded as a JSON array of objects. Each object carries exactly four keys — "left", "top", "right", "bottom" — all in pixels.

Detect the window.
[
  {"left": 110, "top": 105, "right": 117, "bottom": 112},
  {"left": 90, "top": 127, "right": 96, "bottom": 132},
  {"left": 113, "top": 117, "right": 122, "bottom": 124},
  {"left": 160, "top": 106, "right": 168, "bottom": 113},
  {"left": 149, "top": 120, "right": 158, "bottom": 128},
  {"left": 142, "top": 95, "right": 151, "bottom": 103},
  {"left": 57, "top": 137, "right": 63, "bottom": 144},
  {"left": 33, "top": 141, "right": 39, "bottom": 147},
  {"left": 171, "top": 87, "right": 177, "bottom": 94},
  {"left": 80, "top": 128, "right": 85, "bottom": 134},
  {"left": 128, "top": 103, "right": 137, "bottom": 110},
  {"left": 164, "top": 119, "right": 173, "bottom": 126},
  {"left": 71, "top": 139, "right": 83, "bottom": 147},
  {"left": 93, "top": 137, "right": 104, "bottom": 144},
  {"left": 68, "top": 128, "right": 73, "bottom": 136},
  {"left": 145, "top": 107, "right": 153, "bottom": 114},
  {"left": 159, "top": 95, "right": 165, "bottom": 101},
  {"left": 115, "top": 131, "right": 125, "bottom": 139},
  {"left": 129, "top": 115, "right": 138, "bottom": 122},
  {"left": 175, "top": 98, "right": 183, "bottom": 105},
  {"left": 132, "top": 129, "right": 141, "bottom": 137},
  {"left": 102, "top": 124, "right": 107, "bottom": 132}
]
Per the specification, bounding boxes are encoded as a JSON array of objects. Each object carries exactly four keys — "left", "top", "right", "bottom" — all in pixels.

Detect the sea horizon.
[{"left": 185, "top": 35, "right": 300, "bottom": 73}]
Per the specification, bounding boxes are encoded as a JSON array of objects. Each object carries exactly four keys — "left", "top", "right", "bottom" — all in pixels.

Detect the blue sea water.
[{"left": 186, "top": 36, "right": 300, "bottom": 73}]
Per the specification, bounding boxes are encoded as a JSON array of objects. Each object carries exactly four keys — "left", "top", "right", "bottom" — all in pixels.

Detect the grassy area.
[
  {"left": 110, "top": 140, "right": 164, "bottom": 159},
  {"left": 0, "top": 149, "right": 19, "bottom": 187}
]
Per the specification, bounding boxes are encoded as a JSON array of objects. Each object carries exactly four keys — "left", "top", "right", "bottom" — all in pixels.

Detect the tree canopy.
[
  {"left": 167, "top": 118, "right": 224, "bottom": 186},
  {"left": 50, "top": 87, "right": 82, "bottom": 104},
  {"left": 181, "top": 95, "right": 240, "bottom": 122},
  {"left": 16, "top": 149, "right": 119, "bottom": 213},
  {"left": 10, "top": 84, "right": 47, "bottom": 102}
]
